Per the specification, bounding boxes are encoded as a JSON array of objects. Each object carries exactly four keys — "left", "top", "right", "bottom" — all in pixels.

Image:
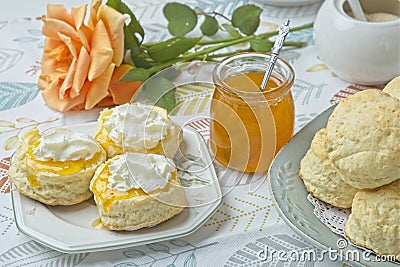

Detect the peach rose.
[{"left": 38, "top": 0, "right": 141, "bottom": 112}]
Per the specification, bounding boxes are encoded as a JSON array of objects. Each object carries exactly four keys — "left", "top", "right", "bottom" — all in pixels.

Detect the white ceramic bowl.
[
  {"left": 255, "top": 0, "right": 323, "bottom": 7},
  {"left": 313, "top": 0, "right": 400, "bottom": 85}
]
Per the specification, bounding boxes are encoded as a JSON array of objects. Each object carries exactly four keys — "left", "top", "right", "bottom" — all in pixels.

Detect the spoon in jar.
[
  {"left": 260, "top": 19, "right": 290, "bottom": 91},
  {"left": 347, "top": 0, "right": 367, "bottom": 21}
]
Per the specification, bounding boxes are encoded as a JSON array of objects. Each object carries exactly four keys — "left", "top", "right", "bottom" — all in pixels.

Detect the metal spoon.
[{"left": 260, "top": 19, "right": 291, "bottom": 91}]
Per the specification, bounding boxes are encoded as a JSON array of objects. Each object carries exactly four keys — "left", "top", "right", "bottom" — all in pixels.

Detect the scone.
[
  {"left": 325, "top": 89, "right": 400, "bottom": 189},
  {"left": 8, "top": 128, "right": 106, "bottom": 205},
  {"left": 344, "top": 180, "right": 400, "bottom": 261},
  {"left": 90, "top": 152, "right": 186, "bottom": 230},
  {"left": 95, "top": 102, "right": 182, "bottom": 159},
  {"left": 299, "top": 128, "right": 358, "bottom": 208},
  {"left": 383, "top": 76, "right": 400, "bottom": 100}
]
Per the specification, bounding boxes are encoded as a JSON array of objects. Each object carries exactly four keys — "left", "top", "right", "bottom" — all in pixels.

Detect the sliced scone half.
[
  {"left": 90, "top": 152, "right": 186, "bottom": 230},
  {"left": 9, "top": 128, "right": 106, "bottom": 205},
  {"left": 95, "top": 102, "right": 182, "bottom": 159}
]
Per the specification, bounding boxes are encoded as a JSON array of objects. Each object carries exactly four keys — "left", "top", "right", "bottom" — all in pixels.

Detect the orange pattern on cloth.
[{"left": 0, "top": 157, "right": 10, "bottom": 194}]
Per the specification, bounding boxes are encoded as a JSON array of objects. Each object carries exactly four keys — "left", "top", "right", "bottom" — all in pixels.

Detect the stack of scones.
[
  {"left": 9, "top": 102, "right": 186, "bottom": 231},
  {"left": 299, "top": 76, "right": 400, "bottom": 260}
]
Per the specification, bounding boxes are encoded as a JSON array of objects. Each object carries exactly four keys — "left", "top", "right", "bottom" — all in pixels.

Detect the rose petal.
[
  {"left": 56, "top": 32, "right": 81, "bottom": 99},
  {"left": 71, "top": 4, "right": 91, "bottom": 51},
  {"left": 42, "top": 37, "right": 76, "bottom": 70},
  {"left": 71, "top": 5, "right": 87, "bottom": 30},
  {"left": 59, "top": 58, "right": 77, "bottom": 99},
  {"left": 39, "top": 64, "right": 68, "bottom": 95},
  {"left": 42, "top": 17, "right": 80, "bottom": 41},
  {"left": 97, "top": 96, "right": 115, "bottom": 107},
  {"left": 40, "top": 38, "right": 67, "bottom": 74},
  {"left": 46, "top": 4, "right": 74, "bottom": 26},
  {"left": 42, "top": 81, "right": 90, "bottom": 112},
  {"left": 85, "top": 63, "right": 115, "bottom": 109},
  {"left": 71, "top": 47, "right": 90, "bottom": 98},
  {"left": 109, "top": 64, "right": 142, "bottom": 104},
  {"left": 98, "top": 5, "right": 125, "bottom": 66},
  {"left": 89, "top": 0, "right": 102, "bottom": 29},
  {"left": 77, "top": 26, "right": 91, "bottom": 52},
  {"left": 88, "top": 19, "right": 113, "bottom": 81},
  {"left": 57, "top": 32, "right": 78, "bottom": 58}
]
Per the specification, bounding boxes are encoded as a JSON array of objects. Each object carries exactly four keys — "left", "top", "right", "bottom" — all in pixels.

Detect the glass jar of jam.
[{"left": 210, "top": 52, "right": 295, "bottom": 172}]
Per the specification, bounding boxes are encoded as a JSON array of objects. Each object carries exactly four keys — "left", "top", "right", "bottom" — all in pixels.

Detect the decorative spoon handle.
[{"left": 260, "top": 19, "right": 290, "bottom": 91}]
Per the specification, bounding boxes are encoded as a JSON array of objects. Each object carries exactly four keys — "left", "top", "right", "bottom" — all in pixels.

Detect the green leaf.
[
  {"left": 107, "top": 0, "right": 145, "bottom": 47},
  {"left": 161, "top": 67, "right": 180, "bottom": 81},
  {"left": 163, "top": 3, "right": 197, "bottom": 36},
  {"left": 147, "top": 37, "right": 201, "bottom": 63},
  {"left": 200, "top": 15, "right": 218, "bottom": 36},
  {"left": 123, "top": 27, "right": 140, "bottom": 49},
  {"left": 249, "top": 39, "right": 273, "bottom": 52},
  {"left": 232, "top": 5, "right": 262, "bottom": 35},
  {"left": 129, "top": 47, "right": 155, "bottom": 69},
  {"left": 143, "top": 77, "right": 176, "bottom": 112},
  {"left": 120, "top": 68, "right": 150, "bottom": 82},
  {"left": 221, "top": 23, "right": 241, "bottom": 37}
]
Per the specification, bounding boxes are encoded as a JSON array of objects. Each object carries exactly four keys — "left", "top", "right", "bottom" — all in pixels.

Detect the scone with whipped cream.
[
  {"left": 90, "top": 152, "right": 186, "bottom": 230},
  {"left": 95, "top": 102, "right": 182, "bottom": 159},
  {"left": 344, "top": 180, "right": 400, "bottom": 261},
  {"left": 8, "top": 128, "right": 106, "bottom": 205}
]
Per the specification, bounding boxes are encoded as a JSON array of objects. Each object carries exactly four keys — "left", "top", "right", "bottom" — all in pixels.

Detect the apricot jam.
[
  {"left": 90, "top": 160, "right": 177, "bottom": 213},
  {"left": 210, "top": 53, "right": 295, "bottom": 172},
  {"left": 27, "top": 141, "right": 102, "bottom": 176},
  {"left": 91, "top": 162, "right": 146, "bottom": 213},
  {"left": 25, "top": 140, "right": 102, "bottom": 188},
  {"left": 234, "top": 72, "right": 295, "bottom": 152}
]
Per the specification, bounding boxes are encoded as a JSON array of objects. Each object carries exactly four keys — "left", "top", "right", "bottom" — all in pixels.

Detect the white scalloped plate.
[
  {"left": 11, "top": 122, "right": 222, "bottom": 253},
  {"left": 269, "top": 105, "right": 399, "bottom": 267}
]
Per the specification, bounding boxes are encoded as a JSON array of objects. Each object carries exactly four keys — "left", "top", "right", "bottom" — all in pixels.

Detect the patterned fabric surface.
[{"left": 0, "top": 0, "right": 382, "bottom": 266}]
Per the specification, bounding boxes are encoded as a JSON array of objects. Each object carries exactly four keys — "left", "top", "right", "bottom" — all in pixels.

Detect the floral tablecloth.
[{"left": 0, "top": 0, "right": 384, "bottom": 266}]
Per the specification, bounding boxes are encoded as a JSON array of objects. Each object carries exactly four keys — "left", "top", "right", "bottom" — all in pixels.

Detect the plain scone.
[
  {"left": 90, "top": 156, "right": 186, "bottom": 231},
  {"left": 8, "top": 130, "right": 106, "bottom": 205},
  {"left": 325, "top": 89, "right": 400, "bottom": 189},
  {"left": 344, "top": 180, "right": 400, "bottom": 261},
  {"left": 383, "top": 76, "right": 400, "bottom": 100},
  {"left": 299, "top": 128, "right": 358, "bottom": 208},
  {"left": 95, "top": 105, "right": 182, "bottom": 159}
]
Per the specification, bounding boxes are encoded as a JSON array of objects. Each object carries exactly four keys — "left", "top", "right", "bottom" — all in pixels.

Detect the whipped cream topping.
[
  {"left": 33, "top": 128, "right": 101, "bottom": 161},
  {"left": 107, "top": 153, "right": 175, "bottom": 193},
  {"left": 103, "top": 103, "right": 171, "bottom": 150}
]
